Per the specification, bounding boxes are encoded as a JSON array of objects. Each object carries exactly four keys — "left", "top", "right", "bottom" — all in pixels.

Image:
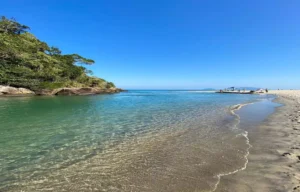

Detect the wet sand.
[{"left": 216, "top": 90, "right": 300, "bottom": 192}]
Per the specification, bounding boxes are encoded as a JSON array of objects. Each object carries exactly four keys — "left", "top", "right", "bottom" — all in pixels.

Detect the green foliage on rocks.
[{"left": 0, "top": 16, "right": 115, "bottom": 90}]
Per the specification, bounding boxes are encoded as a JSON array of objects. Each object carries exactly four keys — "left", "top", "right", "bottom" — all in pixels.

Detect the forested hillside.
[{"left": 0, "top": 16, "right": 115, "bottom": 91}]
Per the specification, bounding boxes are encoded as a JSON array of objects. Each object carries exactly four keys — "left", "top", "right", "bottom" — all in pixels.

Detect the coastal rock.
[
  {"left": 1, "top": 85, "right": 125, "bottom": 96},
  {"left": 0, "top": 85, "right": 35, "bottom": 95},
  {"left": 55, "top": 88, "right": 92, "bottom": 96},
  {"left": 54, "top": 87, "right": 124, "bottom": 96}
]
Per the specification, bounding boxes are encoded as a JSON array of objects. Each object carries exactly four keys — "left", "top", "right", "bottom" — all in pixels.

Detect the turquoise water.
[{"left": 0, "top": 91, "right": 274, "bottom": 191}]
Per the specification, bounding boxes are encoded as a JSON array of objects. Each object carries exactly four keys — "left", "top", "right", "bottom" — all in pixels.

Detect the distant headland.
[{"left": 0, "top": 16, "right": 123, "bottom": 96}]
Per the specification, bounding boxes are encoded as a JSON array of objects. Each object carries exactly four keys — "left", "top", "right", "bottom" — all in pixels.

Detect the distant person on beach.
[{"left": 265, "top": 88, "right": 268, "bottom": 93}]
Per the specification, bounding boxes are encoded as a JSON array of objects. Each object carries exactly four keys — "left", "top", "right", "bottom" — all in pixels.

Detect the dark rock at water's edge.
[
  {"left": 53, "top": 87, "right": 124, "bottom": 96},
  {"left": 0, "top": 85, "right": 125, "bottom": 96}
]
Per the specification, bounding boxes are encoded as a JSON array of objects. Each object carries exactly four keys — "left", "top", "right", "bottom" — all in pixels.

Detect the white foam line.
[{"left": 212, "top": 102, "right": 253, "bottom": 192}]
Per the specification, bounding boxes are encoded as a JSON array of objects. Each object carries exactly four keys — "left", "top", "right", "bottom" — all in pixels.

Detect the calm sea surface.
[{"left": 0, "top": 91, "right": 276, "bottom": 191}]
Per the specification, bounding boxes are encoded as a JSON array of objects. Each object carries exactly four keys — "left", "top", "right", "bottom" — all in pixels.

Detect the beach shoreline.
[
  {"left": 1, "top": 91, "right": 274, "bottom": 192},
  {"left": 216, "top": 90, "right": 300, "bottom": 192},
  {"left": 2, "top": 90, "right": 299, "bottom": 192}
]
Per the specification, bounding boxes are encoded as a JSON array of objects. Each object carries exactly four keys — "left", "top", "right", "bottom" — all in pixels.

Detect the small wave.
[{"left": 212, "top": 102, "right": 254, "bottom": 192}]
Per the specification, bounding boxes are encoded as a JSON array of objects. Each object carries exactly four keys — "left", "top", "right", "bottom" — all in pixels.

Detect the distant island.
[{"left": 0, "top": 16, "right": 122, "bottom": 96}]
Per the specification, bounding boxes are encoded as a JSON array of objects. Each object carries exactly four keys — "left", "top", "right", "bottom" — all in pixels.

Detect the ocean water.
[{"left": 0, "top": 91, "right": 275, "bottom": 191}]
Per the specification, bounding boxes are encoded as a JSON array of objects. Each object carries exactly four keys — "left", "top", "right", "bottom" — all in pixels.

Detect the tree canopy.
[{"left": 0, "top": 16, "right": 115, "bottom": 90}]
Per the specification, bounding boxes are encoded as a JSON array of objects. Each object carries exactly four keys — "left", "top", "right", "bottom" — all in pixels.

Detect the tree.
[
  {"left": 69, "top": 54, "right": 95, "bottom": 65},
  {"left": 0, "top": 16, "right": 30, "bottom": 34},
  {"left": 47, "top": 46, "right": 61, "bottom": 55}
]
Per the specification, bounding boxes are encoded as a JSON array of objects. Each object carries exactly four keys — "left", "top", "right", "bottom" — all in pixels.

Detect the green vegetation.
[{"left": 0, "top": 16, "right": 115, "bottom": 90}]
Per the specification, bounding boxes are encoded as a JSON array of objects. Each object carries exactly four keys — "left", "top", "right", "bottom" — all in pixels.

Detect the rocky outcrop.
[
  {"left": 54, "top": 87, "right": 123, "bottom": 96},
  {"left": 1, "top": 85, "right": 124, "bottom": 96},
  {"left": 55, "top": 88, "right": 96, "bottom": 96},
  {"left": 36, "top": 87, "right": 125, "bottom": 96},
  {"left": 0, "top": 85, "right": 35, "bottom": 95}
]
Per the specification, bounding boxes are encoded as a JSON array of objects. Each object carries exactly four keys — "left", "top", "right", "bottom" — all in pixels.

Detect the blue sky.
[{"left": 2, "top": 0, "right": 300, "bottom": 89}]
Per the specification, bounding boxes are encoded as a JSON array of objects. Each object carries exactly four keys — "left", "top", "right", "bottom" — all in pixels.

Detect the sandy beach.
[{"left": 216, "top": 90, "right": 300, "bottom": 192}]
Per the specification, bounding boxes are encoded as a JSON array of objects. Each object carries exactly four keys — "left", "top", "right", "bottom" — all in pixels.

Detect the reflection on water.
[{"left": 0, "top": 91, "right": 274, "bottom": 191}]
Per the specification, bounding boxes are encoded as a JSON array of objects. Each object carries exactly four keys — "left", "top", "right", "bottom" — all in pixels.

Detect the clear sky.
[{"left": 2, "top": 0, "right": 300, "bottom": 89}]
